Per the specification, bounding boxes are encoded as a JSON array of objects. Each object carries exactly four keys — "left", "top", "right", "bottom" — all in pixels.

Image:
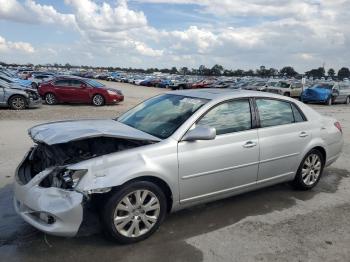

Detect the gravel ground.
[{"left": 0, "top": 84, "right": 349, "bottom": 262}]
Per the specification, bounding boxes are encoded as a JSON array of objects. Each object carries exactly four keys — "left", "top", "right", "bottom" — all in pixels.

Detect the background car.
[
  {"left": 301, "top": 83, "right": 350, "bottom": 105},
  {"left": 38, "top": 76, "right": 124, "bottom": 106},
  {"left": 28, "top": 74, "right": 54, "bottom": 89},
  {"left": 0, "top": 80, "right": 41, "bottom": 110}
]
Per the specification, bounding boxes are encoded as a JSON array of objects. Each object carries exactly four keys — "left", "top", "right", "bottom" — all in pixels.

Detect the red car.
[
  {"left": 190, "top": 79, "right": 215, "bottom": 89},
  {"left": 38, "top": 76, "right": 124, "bottom": 106}
]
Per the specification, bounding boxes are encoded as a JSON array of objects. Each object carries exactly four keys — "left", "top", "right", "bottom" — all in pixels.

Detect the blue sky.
[{"left": 0, "top": 0, "right": 349, "bottom": 72}]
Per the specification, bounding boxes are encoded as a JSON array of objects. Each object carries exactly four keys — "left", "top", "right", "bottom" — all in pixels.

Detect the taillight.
[{"left": 334, "top": 121, "right": 342, "bottom": 134}]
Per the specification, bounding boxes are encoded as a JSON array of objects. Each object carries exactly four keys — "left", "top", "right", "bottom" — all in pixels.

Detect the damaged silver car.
[{"left": 14, "top": 89, "right": 343, "bottom": 244}]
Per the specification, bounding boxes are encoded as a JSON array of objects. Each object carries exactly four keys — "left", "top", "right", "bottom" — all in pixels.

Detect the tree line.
[{"left": 1, "top": 61, "right": 350, "bottom": 80}]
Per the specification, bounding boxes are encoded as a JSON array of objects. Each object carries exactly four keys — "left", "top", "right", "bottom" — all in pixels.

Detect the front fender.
[{"left": 73, "top": 152, "right": 179, "bottom": 205}]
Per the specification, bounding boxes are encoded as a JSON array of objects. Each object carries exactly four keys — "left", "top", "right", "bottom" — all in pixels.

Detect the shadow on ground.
[{"left": 0, "top": 168, "right": 348, "bottom": 262}]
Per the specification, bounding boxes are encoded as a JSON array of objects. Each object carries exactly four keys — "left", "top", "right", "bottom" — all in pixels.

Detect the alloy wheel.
[
  {"left": 113, "top": 190, "right": 160, "bottom": 238},
  {"left": 93, "top": 95, "right": 104, "bottom": 106},
  {"left": 45, "top": 93, "right": 56, "bottom": 105},
  {"left": 11, "top": 97, "right": 25, "bottom": 110},
  {"left": 301, "top": 154, "right": 322, "bottom": 186}
]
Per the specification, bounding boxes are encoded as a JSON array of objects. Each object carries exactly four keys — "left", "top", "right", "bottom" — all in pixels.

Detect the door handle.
[
  {"left": 299, "top": 131, "right": 308, "bottom": 138},
  {"left": 243, "top": 141, "right": 257, "bottom": 148}
]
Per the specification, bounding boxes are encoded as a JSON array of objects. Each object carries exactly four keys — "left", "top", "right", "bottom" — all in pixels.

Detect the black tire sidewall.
[
  {"left": 102, "top": 181, "right": 167, "bottom": 244},
  {"left": 293, "top": 149, "right": 325, "bottom": 190}
]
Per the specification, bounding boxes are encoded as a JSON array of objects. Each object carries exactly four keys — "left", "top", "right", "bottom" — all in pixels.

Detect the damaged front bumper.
[{"left": 14, "top": 168, "right": 84, "bottom": 237}]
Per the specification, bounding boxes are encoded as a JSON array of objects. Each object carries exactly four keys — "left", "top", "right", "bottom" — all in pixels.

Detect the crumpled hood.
[{"left": 28, "top": 119, "right": 161, "bottom": 145}]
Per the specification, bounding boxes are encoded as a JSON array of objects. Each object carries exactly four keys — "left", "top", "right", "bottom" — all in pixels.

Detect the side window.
[
  {"left": 256, "top": 99, "right": 294, "bottom": 127},
  {"left": 54, "top": 80, "right": 68, "bottom": 86},
  {"left": 291, "top": 104, "right": 305, "bottom": 123},
  {"left": 198, "top": 99, "right": 252, "bottom": 135},
  {"left": 70, "top": 80, "right": 82, "bottom": 87}
]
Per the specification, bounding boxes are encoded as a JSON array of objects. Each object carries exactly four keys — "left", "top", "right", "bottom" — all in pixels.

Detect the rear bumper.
[{"left": 13, "top": 169, "right": 84, "bottom": 237}]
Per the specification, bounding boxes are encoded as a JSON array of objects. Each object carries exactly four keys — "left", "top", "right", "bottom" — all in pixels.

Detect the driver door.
[{"left": 178, "top": 99, "right": 259, "bottom": 204}]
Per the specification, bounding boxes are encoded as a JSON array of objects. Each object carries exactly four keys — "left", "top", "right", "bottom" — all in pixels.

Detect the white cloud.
[
  {"left": 0, "top": 0, "right": 350, "bottom": 71},
  {"left": 0, "top": 35, "right": 35, "bottom": 53}
]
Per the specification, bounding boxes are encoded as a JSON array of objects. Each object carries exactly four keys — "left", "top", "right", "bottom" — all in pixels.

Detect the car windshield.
[
  {"left": 118, "top": 94, "right": 208, "bottom": 139},
  {"left": 85, "top": 79, "right": 105, "bottom": 88}
]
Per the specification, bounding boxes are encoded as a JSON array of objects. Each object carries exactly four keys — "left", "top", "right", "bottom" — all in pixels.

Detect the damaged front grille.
[{"left": 17, "top": 136, "right": 154, "bottom": 186}]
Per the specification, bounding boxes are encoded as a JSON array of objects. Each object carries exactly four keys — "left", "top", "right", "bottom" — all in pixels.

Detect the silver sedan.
[{"left": 14, "top": 89, "right": 343, "bottom": 243}]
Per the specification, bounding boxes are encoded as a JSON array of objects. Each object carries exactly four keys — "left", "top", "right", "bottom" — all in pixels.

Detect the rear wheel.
[
  {"left": 9, "top": 95, "right": 26, "bottom": 110},
  {"left": 102, "top": 181, "right": 167, "bottom": 244},
  {"left": 92, "top": 94, "right": 105, "bottom": 106},
  {"left": 293, "top": 149, "right": 324, "bottom": 190},
  {"left": 284, "top": 92, "right": 291, "bottom": 97},
  {"left": 45, "top": 93, "right": 57, "bottom": 105}
]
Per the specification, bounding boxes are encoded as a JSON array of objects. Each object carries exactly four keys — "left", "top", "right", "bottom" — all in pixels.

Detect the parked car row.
[{"left": 0, "top": 68, "right": 124, "bottom": 109}]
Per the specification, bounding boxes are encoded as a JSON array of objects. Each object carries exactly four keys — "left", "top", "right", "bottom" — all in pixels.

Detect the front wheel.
[
  {"left": 293, "top": 149, "right": 324, "bottom": 190},
  {"left": 326, "top": 97, "right": 332, "bottom": 106},
  {"left": 92, "top": 94, "right": 105, "bottom": 106},
  {"left": 102, "top": 181, "right": 167, "bottom": 244},
  {"left": 9, "top": 95, "right": 26, "bottom": 110}
]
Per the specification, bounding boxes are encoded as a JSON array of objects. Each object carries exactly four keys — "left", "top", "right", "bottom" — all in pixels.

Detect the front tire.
[
  {"left": 92, "top": 94, "right": 105, "bottom": 106},
  {"left": 293, "top": 149, "right": 325, "bottom": 190},
  {"left": 102, "top": 181, "right": 167, "bottom": 244},
  {"left": 9, "top": 95, "right": 26, "bottom": 110},
  {"left": 326, "top": 97, "right": 332, "bottom": 106}
]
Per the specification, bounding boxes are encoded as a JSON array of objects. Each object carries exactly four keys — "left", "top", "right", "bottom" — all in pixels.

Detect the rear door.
[
  {"left": 255, "top": 98, "right": 311, "bottom": 182},
  {"left": 178, "top": 99, "right": 260, "bottom": 203},
  {"left": 52, "top": 79, "right": 72, "bottom": 101}
]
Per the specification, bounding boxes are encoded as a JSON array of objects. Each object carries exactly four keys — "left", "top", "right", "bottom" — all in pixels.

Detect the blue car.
[
  {"left": 158, "top": 79, "right": 172, "bottom": 88},
  {"left": 0, "top": 73, "right": 33, "bottom": 88},
  {"left": 301, "top": 83, "right": 350, "bottom": 105}
]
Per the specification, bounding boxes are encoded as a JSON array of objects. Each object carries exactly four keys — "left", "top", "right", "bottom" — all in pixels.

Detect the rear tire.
[
  {"left": 45, "top": 93, "right": 57, "bottom": 105},
  {"left": 92, "top": 94, "right": 105, "bottom": 106},
  {"left": 9, "top": 95, "right": 26, "bottom": 110},
  {"left": 293, "top": 149, "right": 325, "bottom": 190},
  {"left": 101, "top": 181, "right": 167, "bottom": 244}
]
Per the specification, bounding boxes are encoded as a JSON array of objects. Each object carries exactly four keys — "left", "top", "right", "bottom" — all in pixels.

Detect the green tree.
[
  {"left": 338, "top": 67, "right": 350, "bottom": 80},
  {"left": 327, "top": 68, "right": 335, "bottom": 78},
  {"left": 280, "top": 66, "right": 298, "bottom": 77},
  {"left": 211, "top": 64, "right": 224, "bottom": 76}
]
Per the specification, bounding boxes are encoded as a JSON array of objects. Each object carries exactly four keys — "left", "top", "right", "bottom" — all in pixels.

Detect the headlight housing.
[{"left": 61, "top": 169, "right": 87, "bottom": 189}]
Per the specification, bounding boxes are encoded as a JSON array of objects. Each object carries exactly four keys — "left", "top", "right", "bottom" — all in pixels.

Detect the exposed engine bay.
[{"left": 17, "top": 137, "right": 154, "bottom": 188}]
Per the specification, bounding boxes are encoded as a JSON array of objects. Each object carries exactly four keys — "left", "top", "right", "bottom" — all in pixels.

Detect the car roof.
[{"left": 166, "top": 88, "right": 294, "bottom": 101}]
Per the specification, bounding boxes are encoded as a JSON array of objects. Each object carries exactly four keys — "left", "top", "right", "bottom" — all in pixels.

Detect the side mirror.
[
  {"left": 81, "top": 83, "right": 87, "bottom": 88},
  {"left": 182, "top": 126, "right": 216, "bottom": 141}
]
